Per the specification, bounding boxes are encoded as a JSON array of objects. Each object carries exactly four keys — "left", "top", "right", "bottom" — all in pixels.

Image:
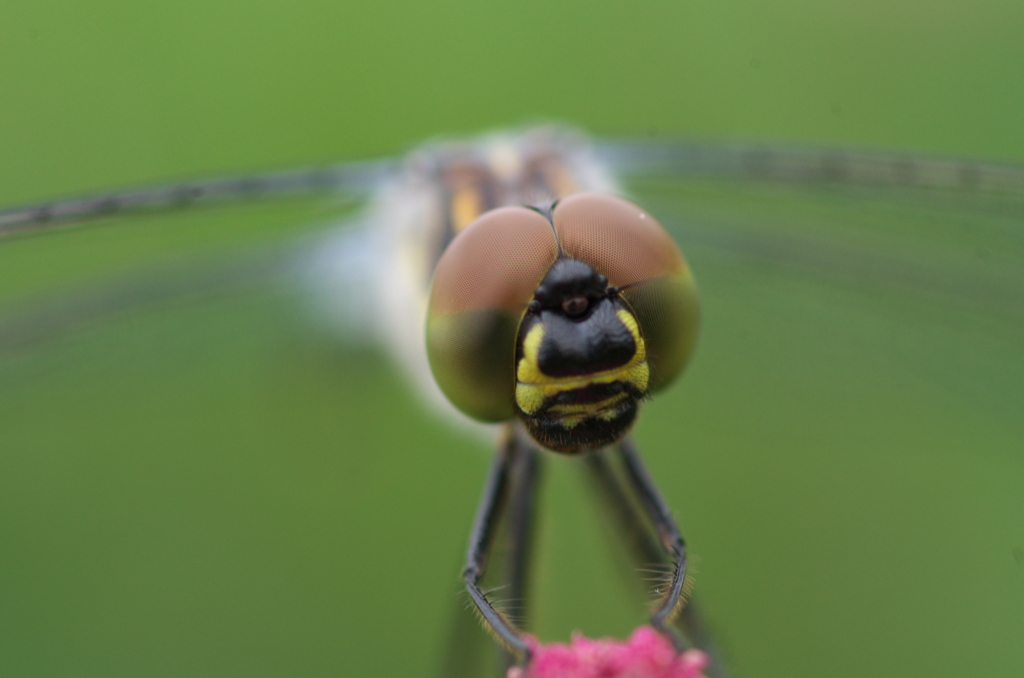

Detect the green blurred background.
[{"left": 1, "top": 1, "right": 1023, "bottom": 677}]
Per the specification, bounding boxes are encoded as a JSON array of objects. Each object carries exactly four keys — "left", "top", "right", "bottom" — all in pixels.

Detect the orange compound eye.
[
  {"left": 426, "top": 206, "right": 559, "bottom": 422},
  {"left": 553, "top": 194, "right": 700, "bottom": 392}
]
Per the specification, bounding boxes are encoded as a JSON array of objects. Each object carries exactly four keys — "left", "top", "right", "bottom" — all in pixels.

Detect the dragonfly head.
[{"left": 426, "top": 193, "right": 700, "bottom": 453}]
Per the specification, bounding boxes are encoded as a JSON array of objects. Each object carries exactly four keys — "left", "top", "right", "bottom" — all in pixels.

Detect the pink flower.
[{"left": 507, "top": 626, "right": 709, "bottom": 678}]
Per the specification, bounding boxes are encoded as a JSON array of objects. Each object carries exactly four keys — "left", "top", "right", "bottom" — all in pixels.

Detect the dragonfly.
[{"left": 2, "top": 128, "right": 1023, "bottom": 678}]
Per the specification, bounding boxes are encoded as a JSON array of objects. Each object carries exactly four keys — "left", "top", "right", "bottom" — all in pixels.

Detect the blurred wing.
[
  {"left": 0, "top": 159, "right": 397, "bottom": 356},
  {"left": 601, "top": 138, "right": 1024, "bottom": 318},
  {"left": 0, "top": 159, "right": 395, "bottom": 236},
  {"left": 599, "top": 138, "right": 1024, "bottom": 195}
]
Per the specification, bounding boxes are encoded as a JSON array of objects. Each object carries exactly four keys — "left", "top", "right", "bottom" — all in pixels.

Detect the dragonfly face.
[
  {"left": 514, "top": 254, "right": 650, "bottom": 452},
  {"left": 426, "top": 193, "right": 700, "bottom": 452}
]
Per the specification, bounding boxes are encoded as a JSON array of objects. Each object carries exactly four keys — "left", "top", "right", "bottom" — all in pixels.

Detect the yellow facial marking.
[
  {"left": 515, "top": 382, "right": 548, "bottom": 416},
  {"left": 514, "top": 308, "right": 650, "bottom": 418}
]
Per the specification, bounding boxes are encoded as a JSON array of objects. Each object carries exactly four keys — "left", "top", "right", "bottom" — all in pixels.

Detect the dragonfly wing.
[
  {"left": 0, "top": 143, "right": 409, "bottom": 360},
  {"left": 0, "top": 154, "right": 402, "bottom": 358},
  {"left": 0, "top": 243, "right": 291, "bottom": 356},
  {"left": 602, "top": 140, "right": 1024, "bottom": 317},
  {"left": 599, "top": 138, "right": 1024, "bottom": 195},
  {"left": 0, "top": 158, "right": 397, "bottom": 237}
]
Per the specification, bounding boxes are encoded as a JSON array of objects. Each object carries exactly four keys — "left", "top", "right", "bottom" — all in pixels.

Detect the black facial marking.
[
  {"left": 525, "top": 257, "right": 635, "bottom": 377},
  {"left": 532, "top": 258, "right": 609, "bottom": 315},
  {"left": 536, "top": 301, "right": 635, "bottom": 377}
]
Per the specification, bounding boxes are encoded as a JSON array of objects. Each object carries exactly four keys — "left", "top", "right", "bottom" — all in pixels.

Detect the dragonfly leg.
[
  {"left": 463, "top": 430, "right": 535, "bottom": 663},
  {"left": 499, "top": 437, "right": 543, "bottom": 671},
  {"left": 585, "top": 443, "right": 728, "bottom": 677},
  {"left": 614, "top": 437, "right": 689, "bottom": 649}
]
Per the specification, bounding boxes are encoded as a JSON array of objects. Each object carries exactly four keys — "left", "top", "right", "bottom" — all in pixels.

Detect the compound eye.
[
  {"left": 561, "top": 294, "right": 589, "bottom": 317},
  {"left": 552, "top": 193, "right": 685, "bottom": 288},
  {"left": 552, "top": 193, "right": 701, "bottom": 392},
  {"left": 426, "top": 206, "right": 559, "bottom": 422}
]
